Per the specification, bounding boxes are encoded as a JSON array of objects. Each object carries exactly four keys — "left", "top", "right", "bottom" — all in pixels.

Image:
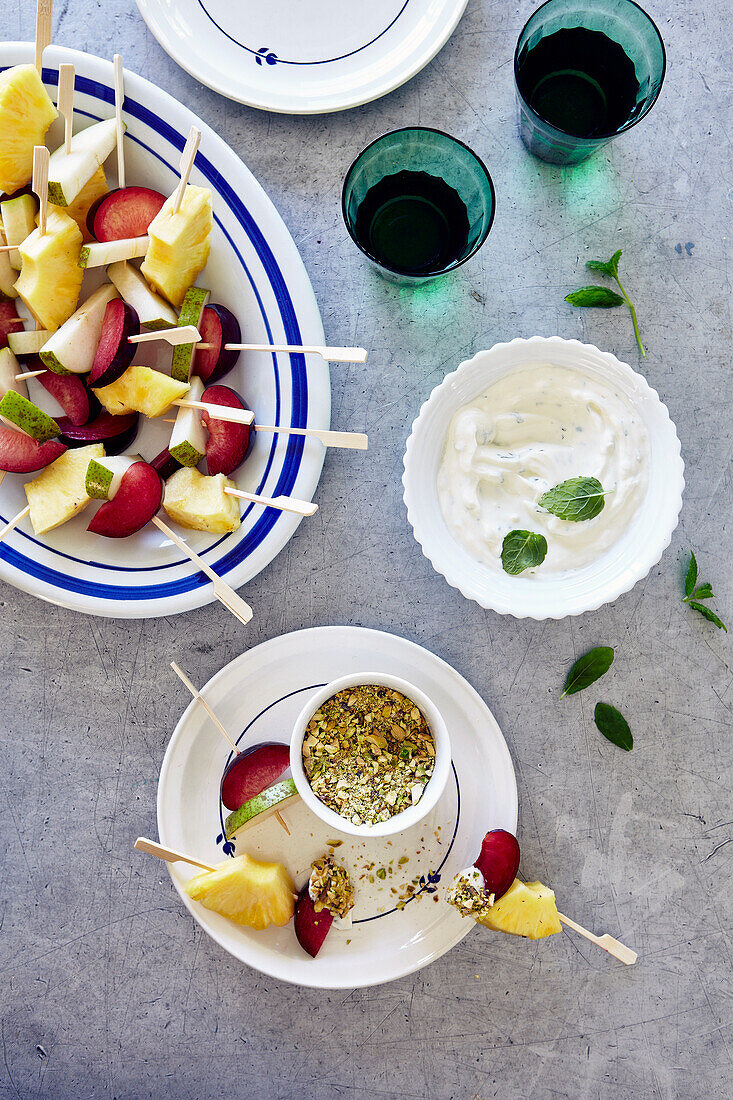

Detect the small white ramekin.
[
  {"left": 402, "top": 336, "right": 685, "bottom": 620},
  {"left": 290, "top": 672, "right": 452, "bottom": 838}
]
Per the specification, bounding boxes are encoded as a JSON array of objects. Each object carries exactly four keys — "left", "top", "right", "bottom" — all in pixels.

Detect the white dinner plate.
[
  {"left": 157, "top": 626, "right": 518, "bottom": 988},
  {"left": 134, "top": 0, "right": 469, "bottom": 114},
  {"left": 0, "top": 44, "right": 329, "bottom": 618}
]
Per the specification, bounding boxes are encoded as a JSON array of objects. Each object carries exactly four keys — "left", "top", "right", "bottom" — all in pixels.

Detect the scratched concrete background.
[{"left": 2, "top": 1, "right": 731, "bottom": 1097}]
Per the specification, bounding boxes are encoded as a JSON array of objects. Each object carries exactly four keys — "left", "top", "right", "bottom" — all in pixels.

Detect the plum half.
[
  {"left": 87, "top": 186, "right": 166, "bottom": 242},
  {"left": 87, "top": 460, "right": 162, "bottom": 538},
  {"left": 0, "top": 300, "right": 23, "bottom": 349},
  {"left": 57, "top": 410, "right": 139, "bottom": 455},
  {"left": 294, "top": 885, "right": 334, "bottom": 959},
  {"left": 201, "top": 384, "right": 253, "bottom": 477},
  {"left": 36, "top": 366, "right": 91, "bottom": 427},
  {"left": 220, "top": 741, "right": 290, "bottom": 812},
  {"left": 150, "top": 446, "right": 182, "bottom": 482},
  {"left": 0, "top": 424, "right": 66, "bottom": 473},
  {"left": 474, "top": 830, "right": 521, "bottom": 903},
  {"left": 88, "top": 299, "right": 139, "bottom": 387},
  {"left": 193, "top": 304, "right": 241, "bottom": 385}
]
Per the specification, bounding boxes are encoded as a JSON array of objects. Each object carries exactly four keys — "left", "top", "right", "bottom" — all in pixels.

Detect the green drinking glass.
[
  {"left": 514, "top": 0, "right": 666, "bottom": 165},
  {"left": 342, "top": 127, "right": 496, "bottom": 284}
]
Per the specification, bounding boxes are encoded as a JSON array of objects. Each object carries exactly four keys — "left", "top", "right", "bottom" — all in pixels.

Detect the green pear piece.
[{"left": 225, "top": 779, "right": 298, "bottom": 840}]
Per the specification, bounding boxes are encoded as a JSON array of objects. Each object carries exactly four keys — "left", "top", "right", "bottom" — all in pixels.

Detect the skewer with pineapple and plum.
[{"left": 447, "top": 829, "right": 638, "bottom": 964}]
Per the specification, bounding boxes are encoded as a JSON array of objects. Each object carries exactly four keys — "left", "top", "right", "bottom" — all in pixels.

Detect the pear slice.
[
  {"left": 224, "top": 779, "right": 299, "bottom": 840},
  {"left": 85, "top": 454, "right": 142, "bottom": 500},
  {"left": 79, "top": 236, "right": 149, "bottom": 269},
  {"left": 47, "top": 118, "right": 119, "bottom": 208},
  {"left": 0, "top": 226, "right": 18, "bottom": 298},
  {"left": 39, "top": 284, "right": 120, "bottom": 375},
  {"left": 0, "top": 391, "right": 59, "bottom": 443},
  {"left": 168, "top": 376, "right": 206, "bottom": 466},
  {"left": 0, "top": 193, "right": 37, "bottom": 268},
  {"left": 171, "top": 286, "right": 210, "bottom": 381},
  {"left": 107, "top": 260, "right": 178, "bottom": 330},
  {"left": 7, "top": 329, "right": 51, "bottom": 357},
  {"left": 0, "top": 348, "right": 27, "bottom": 401}
]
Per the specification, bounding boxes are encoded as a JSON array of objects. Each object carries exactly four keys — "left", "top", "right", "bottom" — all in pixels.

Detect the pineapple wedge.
[
  {"left": 55, "top": 165, "right": 108, "bottom": 243},
  {"left": 479, "top": 879, "right": 561, "bottom": 940},
  {"left": 163, "top": 467, "right": 240, "bottom": 534},
  {"left": 15, "top": 207, "right": 83, "bottom": 332},
  {"left": 0, "top": 64, "right": 57, "bottom": 195},
  {"left": 141, "top": 185, "right": 213, "bottom": 307},
  {"left": 25, "top": 443, "right": 105, "bottom": 535},
  {"left": 93, "top": 365, "right": 189, "bottom": 418},
  {"left": 185, "top": 853, "right": 296, "bottom": 930}
]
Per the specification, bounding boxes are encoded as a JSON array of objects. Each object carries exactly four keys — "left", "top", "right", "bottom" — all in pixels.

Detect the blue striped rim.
[{"left": 0, "top": 66, "right": 309, "bottom": 600}]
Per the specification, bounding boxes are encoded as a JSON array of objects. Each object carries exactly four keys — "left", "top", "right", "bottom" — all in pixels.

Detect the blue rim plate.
[{"left": 0, "top": 44, "right": 330, "bottom": 618}]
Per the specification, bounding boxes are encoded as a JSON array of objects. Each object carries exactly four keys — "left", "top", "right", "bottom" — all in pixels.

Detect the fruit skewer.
[
  {"left": 170, "top": 660, "right": 294, "bottom": 834},
  {"left": 130, "top": 325, "right": 368, "bottom": 365}
]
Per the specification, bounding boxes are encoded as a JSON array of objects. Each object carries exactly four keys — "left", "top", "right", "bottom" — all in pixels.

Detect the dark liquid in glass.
[
  {"left": 354, "top": 170, "right": 470, "bottom": 275},
  {"left": 516, "top": 27, "right": 640, "bottom": 137}
]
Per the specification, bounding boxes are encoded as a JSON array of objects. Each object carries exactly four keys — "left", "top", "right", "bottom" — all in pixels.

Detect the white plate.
[
  {"left": 0, "top": 44, "right": 329, "bottom": 618},
  {"left": 157, "top": 626, "right": 517, "bottom": 988},
  {"left": 134, "top": 0, "right": 469, "bottom": 114},
  {"left": 403, "top": 337, "right": 684, "bottom": 620}
]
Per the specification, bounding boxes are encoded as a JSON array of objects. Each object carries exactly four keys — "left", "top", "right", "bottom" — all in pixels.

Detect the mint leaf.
[
  {"left": 565, "top": 286, "right": 624, "bottom": 308},
  {"left": 688, "top": 602, "right": 727, "bottom": 631},
  {"left": 684, "top": 551, "right": 698, "bottom": 597},
  {"left": 594, "top": 702, "right": 633, "bottom": 751},
  {"left": 562, "top": 646, "right": 614, "bottom": 698},
  {"left": 586, "top": 249, "right": 622, "bottom": 279},
  {"left": 539, "top": 477, "right": 607, "bottom": 522},
  {"left": 501, "top": 530, "right": 548, "bottom": 575},
  {"left": 690, "top": 583, "right": 714, "bottom": 602}
]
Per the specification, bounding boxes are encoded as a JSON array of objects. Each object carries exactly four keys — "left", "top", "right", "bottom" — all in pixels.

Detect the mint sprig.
[
  {"left": 565, "top": 249, "right": 646, "bottom": 357},
  {"left": 682, "top": 551, "right": 727, "bottom": 631}
]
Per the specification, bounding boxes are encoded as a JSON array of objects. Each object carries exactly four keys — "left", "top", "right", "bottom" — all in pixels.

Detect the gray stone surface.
[{"left": 2, "top": 1, "right": 731, "bottom": 1097}]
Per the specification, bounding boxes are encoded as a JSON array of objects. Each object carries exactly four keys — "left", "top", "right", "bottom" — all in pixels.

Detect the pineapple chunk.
[
  {"left": 15, "top": 207, "right": 83, "bottom": 331},
  {"left": 141, "top": 185, "right": 213, "bottom": 307},
  {"left": 54, "top": 165, "right": 108, "bottom": 243},
  {"left": 93, "top": 365, "right": 189, "bottom": 418},
  {"left": 163, "top": 467, "right": 240, "bottom": 534},
  {"left": 479, "top": 879, "right": 561, "bottom": 940},
  {"left": 0, "top": 64, "right": 57, "bottom": 195},
  {"left": 25, "top": 444, "right": 105, "bottom": 535},
  {"left": 185, "top": 853, "right": 296, "bottom": 930}
]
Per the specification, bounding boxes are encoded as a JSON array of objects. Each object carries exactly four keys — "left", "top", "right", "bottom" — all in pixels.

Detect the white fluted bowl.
[{"left": 402, "top": 337, "right": 684, "bottom": 620}]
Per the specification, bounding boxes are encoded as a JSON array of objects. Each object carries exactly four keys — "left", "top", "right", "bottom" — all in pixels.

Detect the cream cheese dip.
[{"left": 437, "top": 363, "right": 650, "bottom": 573}]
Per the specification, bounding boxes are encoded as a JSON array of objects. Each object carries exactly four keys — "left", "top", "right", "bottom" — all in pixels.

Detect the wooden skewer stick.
[
  {"left": 151, "top": 514, "right": 253, "bottom": 626},
  {"left": 113, "top": 54, "right": 126, "bottom": 189},
  {"left": 0, "top": 504, "right": 31, "bottom": 544},
  {"left": 16, "top": 369, "right": 47, "bottom": 381},
  {"left": 557, "top": 912, "right": 637, "bottom": 965},
  {"left": 169, "top": 661, "right": 238, "bottom": 753},
  {"left": 255, "top": 425, "right": 368, "bottom": 450},
  {"left": 129, "top": 325, "right": 201, "bottom": 347},
  {"left": 58, "top": 63, "right": 74, "bottom": 154},
  {"left": 169, "top": 661, "right": 291, "bottom": 835},
  {"left": 224, "top": 486, "right": 318, "bottom": 517},
  {"left": 171, "top": 126, "right": 201, "bottom": 214},
  {"left": 35, "top": 0, "right": 53, "bottom": 75},
  {"left": 0, "top": 472, "right": 5, "bottom": 490},
  {"left": 170, "top": 399, "right": 255, "bottom": 426},
  {"left": 134, "top": 837, "right": 216, "bottom": 873},
  {"left": 198, "top": 343, "right": 368, "bottom": 365},
  {"left": 32, "top": 146, "right": 49, "bottom": 235}
]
